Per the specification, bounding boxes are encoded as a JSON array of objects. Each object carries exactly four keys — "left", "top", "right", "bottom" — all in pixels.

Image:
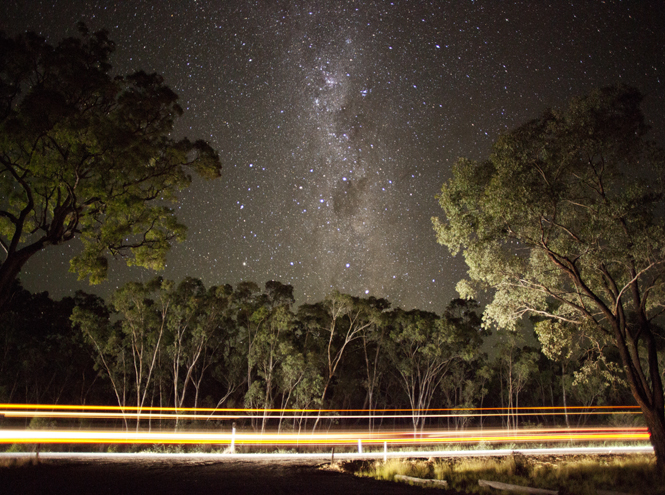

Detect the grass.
[
  {"left": 355, "top": 454, "right": 665, "bottom": 494},
  {"left": 0, "top": 453, "right": 41, "bottom": 468}
]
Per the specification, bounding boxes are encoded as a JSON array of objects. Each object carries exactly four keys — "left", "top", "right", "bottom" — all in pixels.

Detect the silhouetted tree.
[{"left": 0, "top": 24, "right": 221, "bottom": 312}]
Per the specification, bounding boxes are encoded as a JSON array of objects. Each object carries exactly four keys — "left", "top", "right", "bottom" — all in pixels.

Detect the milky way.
[{"left": 3, "top": 1, "right": 664, "bottom": 311}]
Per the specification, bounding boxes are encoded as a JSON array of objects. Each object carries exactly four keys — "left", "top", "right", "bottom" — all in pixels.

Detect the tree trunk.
[
  {"left": 643, "top": 407, "right": 665, "bottom": 470},
  {"left": 0, "top": 243, "right": 45, "bottom": 312},
  {"left": 561, "top": 362, "right": 570, "bottom": 428},
  {"left": 549, "top": 381, "right": 555, "bottom": 426}
]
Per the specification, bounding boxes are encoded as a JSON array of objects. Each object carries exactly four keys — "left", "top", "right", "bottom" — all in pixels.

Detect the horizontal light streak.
[
  {"left": 0, "top": 410, "right": 643, "bottom": 421},
  {"left": 1, "top": 403, "right": 647, "bottom": 449},
  {"left": 0, "top": 427, "right": 650, "bottom": 446},
  {"left": 0, "top": 403, "right": 641, "bottom": 413},
  {"left": 0, "top": 403, "right": 641, "bottom": 422}
]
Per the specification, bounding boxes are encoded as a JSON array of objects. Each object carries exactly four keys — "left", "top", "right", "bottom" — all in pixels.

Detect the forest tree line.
[{"left": 0, "top": 277, "right": 636, "bottom": 432}]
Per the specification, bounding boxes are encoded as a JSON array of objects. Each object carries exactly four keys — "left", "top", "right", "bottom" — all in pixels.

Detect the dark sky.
[{"left": 2, "top": 1, "right": 664, "bottom": 312}]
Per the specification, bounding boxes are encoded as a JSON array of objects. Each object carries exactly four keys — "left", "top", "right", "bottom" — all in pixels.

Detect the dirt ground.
[
  {"left": 0, "top": 456, "right": 465, "bottom": 495},
  {"left": 2, "top": 453, "right": 656, "bottom": 495}
]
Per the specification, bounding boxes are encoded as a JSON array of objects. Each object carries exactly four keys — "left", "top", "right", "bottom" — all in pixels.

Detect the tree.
[
  {"left": 359, "top": 309, "right": 390, "bottom": 432},
  {"left": 248, "top": 304, "right": 294, "bottom": 432},
  {"left": 386, "top": 299, "right": 484, "bottom": 433},
  {"left": 299, "top": 291, "right": 386, "bottom": 431},
  {"left": 72, "top": 294, "right": 132, "bottom": 427},
  {"left": 0, "top": 283, "right": 100, "bottom": 405},
  {"left": 189, "top": 284, "right": 236, "bottom": 411},
  {"left": 233, "top": 281, "right": 266, "bottom": 397},
  {"left": 164, "top": 278, "right": 228, "bottom": 422},
  {"left": 229, "top": 280, "right": 297, "bottom": 430},
  {"left": 0, "top": 24, "right": 221, "bottom": 311},
  {"left": 495, "top": 333, "right": 539, "bottom": 430},
  {"left": 535, "top": 320, "right": 581, "bottom": 427},
  {"left": 535, "top": 319, "right": 626, "bottom": 426},
  {"left": 433, "top": 85, "right": 665, "bottom": 466},
  {"left": 73, "top": 277, "right": 168, "bottom": 430}
]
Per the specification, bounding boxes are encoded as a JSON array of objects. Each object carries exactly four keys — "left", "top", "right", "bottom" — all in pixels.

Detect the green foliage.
[
  {"left": 433, "top": 84, "right": 665, "bottom": 463},
  {"left": 7, "top": 273, "right": 655, "bottom": 438},
  {"left": 358, "top": 455, "right": 665, "bottom": 495},
  {"left": 0, "top": 25, "right": 221, "bottom": 310},
  {"left": 360, "top": 459, "right": 434, "bottom": 481},
  {"left": 386, "top": 299, "right": 485, "bottom": 431},
  {"left": 72, "top": 275, "right": 243, "bottom": 426},
  {"left": 434, "top": 85, "right": 665, "bottom": 330}
]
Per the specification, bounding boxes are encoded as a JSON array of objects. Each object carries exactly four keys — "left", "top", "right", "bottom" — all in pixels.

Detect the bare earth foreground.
[{"left": 0, "top": 456, "right": 465, "bottom": 495}]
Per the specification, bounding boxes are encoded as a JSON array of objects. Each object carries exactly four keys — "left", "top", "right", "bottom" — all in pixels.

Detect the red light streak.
[
  {"left": 0, "top": 404, "right": 648, "bottom": 449},
  {"left": 0, "top": 427, "right": 650, "bottom": 446}
]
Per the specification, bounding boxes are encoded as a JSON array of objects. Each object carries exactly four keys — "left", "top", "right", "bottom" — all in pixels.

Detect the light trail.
[
  {"left": 0, "top": 403, "right": 642, "bottom": 412},
  {"left": 0, "top": 427, "right": 650, "bottom": 447},
  {"left": 0, "top": 411, "right": 644, "bottom": 421},
  {"left": 0, "top": 403, "right": 649, "bottom": 450},
  {"left": 0, "top": 403, "right": 641, "bottom": 421}
]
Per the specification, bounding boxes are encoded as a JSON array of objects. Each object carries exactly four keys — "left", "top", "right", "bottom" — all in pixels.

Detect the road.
[{"left": 0, "top": 446, "right": 654, "bottom": 495}]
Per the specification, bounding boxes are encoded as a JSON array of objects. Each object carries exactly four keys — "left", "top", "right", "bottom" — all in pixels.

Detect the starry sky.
[{"left": 2, "top": 1, "right": 664, "bottom": 312}]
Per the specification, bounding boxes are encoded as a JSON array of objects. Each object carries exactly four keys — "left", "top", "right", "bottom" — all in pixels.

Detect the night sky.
[{"left": 2, "top": 1, "right": 664, "bottom": 312}]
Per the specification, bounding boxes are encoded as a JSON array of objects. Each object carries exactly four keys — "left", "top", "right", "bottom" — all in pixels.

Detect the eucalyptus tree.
[
  {"left": 248, "top": 306, "right": 294, "bottom": 430},
  {"left": 535, "top": 319, "right": 626, "bottom": 426},
  {"left": 232, "top": 281, "right": 267, "bottom": 395},
  {"left": 299, "top": 291, "right": 386, "bottom": 430},
  {"left": 359, "top": 300, "right": 391, "bottom": 431},
  {"left": 0, "top": 24, "right": 221, "bottom": 312},
  {"left": 387, "top": 299, "right": 484, "bottom": 433},
  {"left": 534, "top": 320, "right": 582, "bottom": 427},
  {"left": 233, "top": 281, "right": 294, "bottom": 427},
  {"left": 433, "top": 85, "right": 665, "bottom": 465},
  {"left": 274, "top": 348, "right": 325, "bottom": 433},
  {"left": 208, "top": 320, "right": 246, "bottom": 412},
  {"left": 495, "top": 334, "right": 539, "bottom": 430},
  {"left": 73, "top": 277, "right": 169, "bottom": 429},
  {"left": 191, "top": 284, "right": 236, "bottom": 410},
  {"left": 164, "top": 277, "right": 234, "bottom": 420},
  {"left": 72, "top": 295, "right": 131, "bottom": 426},
  {"left": 164, "top": 278, "right": 204, "bottom": 417},
  {"left": 440, "top": 355, "right": 490, "bottom": 430}
]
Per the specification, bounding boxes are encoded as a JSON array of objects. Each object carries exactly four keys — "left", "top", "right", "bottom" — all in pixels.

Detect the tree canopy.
[
  {"left": 5, "top": 274, "right": 638, "bottom": 440},
  {"left": 0, "top": 24, "right": 221, "bottom": 310},
  {"left": 433, "top": 84, "right": 665, "bottom": 466}
]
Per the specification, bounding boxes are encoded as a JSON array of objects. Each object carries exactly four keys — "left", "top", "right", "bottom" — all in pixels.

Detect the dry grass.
[
  {"left": 354, "top": 454, "right": 665, "bottom": 494},
  {"left": 0, "top": 454, "right": 41, "bottom": 469}
]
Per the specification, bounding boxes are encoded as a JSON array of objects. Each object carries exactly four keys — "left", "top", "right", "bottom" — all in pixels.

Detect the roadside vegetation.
[{"left": 354, "top": 454, "right": 665, "bottom": 494}]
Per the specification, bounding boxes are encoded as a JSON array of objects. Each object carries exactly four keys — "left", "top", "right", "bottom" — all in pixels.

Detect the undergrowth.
[
  {"left": 355, "top": 454, "right": 665, "bottom": 494},
  {"left": 0, "top": 455, "right": 40, "bottom": 468}
]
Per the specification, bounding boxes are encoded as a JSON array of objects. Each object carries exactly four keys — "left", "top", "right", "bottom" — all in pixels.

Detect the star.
[{"left": 4, "top": 0, "right": 664, "bottom": 312}]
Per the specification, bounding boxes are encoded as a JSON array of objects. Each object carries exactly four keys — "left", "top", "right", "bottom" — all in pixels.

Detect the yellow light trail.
[
  {"left": 0, "top": 427, "right": 650, "bottom": 446},
  {"left": 0, "top": 403, "right": 642, "bottom": 412},
  {"left": 0, "top": 403, "right": 648, "bottom": 449},
  {"left": 0, "top": 403, "right": 641, "bottom": 421},
  {"left": 0, "top": 411, "right": 644, "bottom": 421}
]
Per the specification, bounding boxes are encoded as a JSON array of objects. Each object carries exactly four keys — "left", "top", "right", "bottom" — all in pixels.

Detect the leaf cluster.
[
  {"left": 433, "top": 85, "right": 665, "bottom": 336},
  {"left": 0, "top": 25, "right": 221, "bottom": 287}
]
